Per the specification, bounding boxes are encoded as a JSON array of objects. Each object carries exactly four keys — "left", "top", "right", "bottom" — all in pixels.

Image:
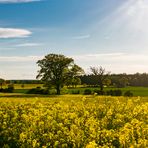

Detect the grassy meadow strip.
[{"left": 0, "top": 95, "right": 148, "bottom": 147}]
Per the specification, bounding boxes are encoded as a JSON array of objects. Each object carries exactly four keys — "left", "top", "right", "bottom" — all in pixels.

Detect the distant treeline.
[
  {"left": 8, "top": 80, "right": 42, "bottom": 84},
  {"left": 7, "top": 73, "right": 148, "bottom": 87},
  {"left": 80, "top": 73, "right": 148, "bottom": 87}
]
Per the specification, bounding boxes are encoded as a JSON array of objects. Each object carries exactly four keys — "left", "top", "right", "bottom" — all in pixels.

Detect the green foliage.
[
  {"left": 71, "top": 90, "right": 80, "bottom": 94},
  {"left": 21, "top": 84, "right": 25, "bottom": 88},
  {"left": 37, "top": 54, "right": 84, "bottom": 95},
  {"left": 116, "top": 77, "right": 129, "bottom": 88},
  {"left": 0, "top": 78, "right": 5, "bottom": 89},
  {"left": 93, "top": 89, "right": 105, "bottom": 95},
  {"left": 11, "top": 84, "right": 43, "bottom": 89},
  {"left": 80, "top": 73, "right": 148, "bottom": 88},
  {"left": 0, "top": 96, "right": 147, "bottom": 147},
  {"left": 106, "top": 89, "right": 122, "bottom": 96},
  {"left": 65, "top": 77, "right": 81, "bottom": 88},
  {"left": 124, "top": 90, "right": 133, "bottom": 97},
  {"left": 83, "top": 89, "right": 92, "bottom": 95},
  {"left": 27, "top": 87, "right": 49, "bottom": 95},
  {"left": 7, "top": 84, "right": 14, "bottom": 92},
  {"left": 0, "top": 84, "right": 14, "bottom": 93},
  {"left": 90, "top": 66, "right": 110, "bottom": 91}
]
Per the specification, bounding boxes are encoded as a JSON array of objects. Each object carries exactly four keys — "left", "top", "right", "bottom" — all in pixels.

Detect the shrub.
[
  {"left": 0, "top": 88, "right": 4, "bottom": 92},
  {"left": 106, "top": 89, "right": 122, "bottom": 96},
  {"left": 7, "top": 84, "right": 14, "bottom": 93},
  {"left": 93, "top": 89, "right": 100, "bottom": 94},
  {"left": 71, "top": 90, "right": 80, "bottom": 94},
  {"left": 124, "top": 90, "right": 133, "bottom": 97},
  {"left": 93, "top": 89, "right": 105, "bottom": 95},
  {"left": 84, "top": 89, "right": 92, "bottom": 95},
  {"left": 0, "top": 84, "right": 14, "bottom": 93},
  {"left": 106, "top": 90, "right": 113, "bottom": 96},
  {"left": 27, "top": 87, "right": 50, "bottom": 95},
  {"left": 113, "top": 89, "right": 122, "bottom": 96},
  {"left": 42, "top": 89, "right": 50, "bottom": 95}
]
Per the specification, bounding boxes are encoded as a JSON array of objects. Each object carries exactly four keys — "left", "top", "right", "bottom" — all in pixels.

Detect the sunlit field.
[
  {"left": 0, "top": 95, "right": 147, "bottom": 147},
  {"left": 1, "top": 0, "right": 148, "bottom": 147},
  {"left": 3, "top": 84, "right": 43, "bottom": 89},
  {"left": 3, "top": 83, "right": 148, "bottom": 96}
]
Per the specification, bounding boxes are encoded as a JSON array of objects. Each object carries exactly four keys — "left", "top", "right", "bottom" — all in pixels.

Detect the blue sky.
[{"left": 1, "top": 0, "right": 148, "bottom": 79}]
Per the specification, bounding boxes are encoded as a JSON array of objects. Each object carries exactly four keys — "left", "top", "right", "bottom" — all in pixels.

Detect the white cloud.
[
  {"left": 15, "top": 43, "right": 42, "bottom": 47},
  {"left": 0, "top": 47, "right": 15, "bottom": 50},
  {"left": 72, "top": 34, "right": 90, "bottom": 40},
  {"left": 72, "top": 53, "right": 125, "bottom": 61},
  {"left": 0, "top": 55, "right": 42, "bottom": 79},
  {"left": 0, "top": 0, "right": 41, "bottom": 3},
  {"left": 76, "top": 52, "right": 148, "bottom": 64},
  {"left": 0, "top": 55, "right": 42, "bottom": 62},
  {"left": 71, "top": 53, "right": 148, "bottom": 74},
  {"left": 0, "top": 28, "right": 32, "bottom": 38},
  {"left": 1, "top": 53, "right": 148, "bottom": 79}
]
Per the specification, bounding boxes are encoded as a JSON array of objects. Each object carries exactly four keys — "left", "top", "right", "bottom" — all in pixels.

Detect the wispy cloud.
[
  {"left": 15, "top": 43, "right": 42, "bottom": 47},
  {"left": 0, "top": 28, "right": 32, "bottom": 38},
  {"left": 72, "top": 52, "right": 148, "bottom": 64},
  {"left": 72, "top": 34, "right": 90, "bottom": 40},
  {"left": 0, "top": 0, "right": 41, "bottom": 3},
  {"left": 71, "top": 52, "right": 148, "bottom": 74},
  {"left": 72, "top": 52, "right": 125, "bottom": 60},
  {"left": 0, "top": 55, "right": 42, "bottom": 62},
  {"left": 0, "top": 47, "right": 15, "bottom": 50},
  {"left": 0, "top": 55, "right": 41, "bottom": 79},
  {"left": 1, "top": 53, "right": 148, "bottom": 79}
]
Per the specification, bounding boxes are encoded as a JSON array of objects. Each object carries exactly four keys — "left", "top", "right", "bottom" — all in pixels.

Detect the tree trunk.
[
  {"left": 100, "top": 83, "right": 103, "bottom": 92},
  {"left": 0, "top": 84, "right": 2, "bottom": 89},
  {"left": 56, "top": 84, "right": 61, "bottom": 95}
]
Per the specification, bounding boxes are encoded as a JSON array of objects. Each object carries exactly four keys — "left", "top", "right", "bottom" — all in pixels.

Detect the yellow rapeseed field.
[{"left": 0, "top": 95, "right": 147, "bottom": 148}]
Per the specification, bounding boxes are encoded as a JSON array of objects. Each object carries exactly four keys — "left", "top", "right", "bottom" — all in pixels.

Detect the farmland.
[
  {"left": 0, "top": 95, "right": 147, "bottom": 147},
  {"left": 2, "top": 83, "right": 148, "bottom": 96},
  {"left": 1, "top": 0, "right": 148, "bottom": 147},
  {"left": 68, "top": 86, "right": 148, "bottom": 97}
]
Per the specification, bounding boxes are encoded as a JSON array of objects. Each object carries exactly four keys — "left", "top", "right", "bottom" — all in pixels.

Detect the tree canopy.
[
  {"left": 90, "top": 66, "right": 110, "bottom": 91},
  {"left": 37, "top": 54, "right": 84, "bottom": 94},
  {"left": 0, "top": 78, "right": 5, "bottom": 89}
]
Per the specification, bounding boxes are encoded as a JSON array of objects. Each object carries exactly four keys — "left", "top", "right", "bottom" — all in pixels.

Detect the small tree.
[
  {"left": 65, "top": 64, "right": 84, "bottom": 88},
  {"left": 21, "top": 84, "right": 25, "bottom": 89},
  {"left": 72, "top": 77, "right": 81, "bottom": 88},
  {"left": 103, "top": 78, "right": 111, "bottom": 87},
  {"left": 0, "top": 78, "right": 5, "bottom": 89},
  {"left": 90, "top": 66, "right": 110, "bottom": 91},
  {"left": 37, "top": 54, "right": 84, "bottom": 95}
]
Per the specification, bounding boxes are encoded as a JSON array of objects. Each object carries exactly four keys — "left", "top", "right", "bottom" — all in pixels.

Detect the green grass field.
[
  {"left": 68, "top": 86, "right": 148, "bottom": 96},
  {"left": 12, "top": 84, "right": 43, "bottom": 89},
  {"left": 114, "top": 86, "right": 148, "bottom": 96},
  {"left": 2, "top": 83, "right": 148, "bottom": 96},
  {"left": 0, "top": 95, "right": 147, "bottom": 147},
  {"left": 2, "top": 84, "right": 43, "bottom": 94},
  {"left": 2, "top": 84, "right": 43, "bottom": 89}
]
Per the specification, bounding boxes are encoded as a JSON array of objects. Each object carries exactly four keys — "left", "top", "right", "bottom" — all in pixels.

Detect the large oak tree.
[{"left": 37, "top": 54, "right": 84, "bottom": 94}]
